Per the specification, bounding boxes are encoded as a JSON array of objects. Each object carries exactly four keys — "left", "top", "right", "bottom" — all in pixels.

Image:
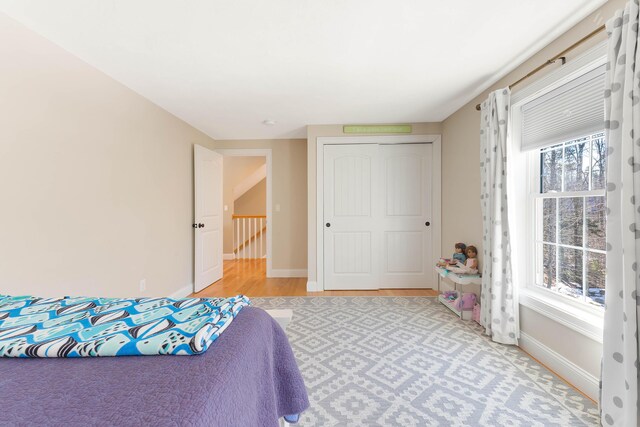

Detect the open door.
[{"left": 194, "top": 145, "right": 223, "bottom": 292}]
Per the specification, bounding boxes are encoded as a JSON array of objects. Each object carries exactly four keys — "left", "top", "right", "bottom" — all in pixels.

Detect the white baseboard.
[
  {"left": 519, "top": 331, "right": 599, "bottom": 401},
  {"left": 223, "top": 253, "right": 235, "bottom": 260},
  {"left": 270, "top": 269, "right": 307, "bottom": 278},
  {"left": 306, "top": 280, "right": 321, "bottom": 292},
  {"left": 170, "top": 284, "right": 193, "bottom": 299}
]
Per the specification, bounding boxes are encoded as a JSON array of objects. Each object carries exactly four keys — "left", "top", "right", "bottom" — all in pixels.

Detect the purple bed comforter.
[{"left": 0, "top": 307, "right": 309, "bottom": 427}]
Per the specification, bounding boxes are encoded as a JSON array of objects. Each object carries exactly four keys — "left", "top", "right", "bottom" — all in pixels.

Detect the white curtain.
[
  {"left": 601, "top": 3, "right": 640, "bottom": 426},
  {"left": 479, "top": 88, "right": 518, "bottom": 345}
]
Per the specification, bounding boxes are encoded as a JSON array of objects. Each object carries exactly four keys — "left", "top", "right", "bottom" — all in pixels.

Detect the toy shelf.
[
  {"left": 438, "top": 294, "right": 473, "bottom": 321},
  {"left": 434, "top": 266, "right": 482, "bottom": 285},
  {"left": 435, "top": 266, "right": 481, "bottom": 321}
]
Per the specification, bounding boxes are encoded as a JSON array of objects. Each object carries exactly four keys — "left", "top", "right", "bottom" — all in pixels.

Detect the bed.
[{"left": 0, "top": 306, "right": 309, "bottom": 426}]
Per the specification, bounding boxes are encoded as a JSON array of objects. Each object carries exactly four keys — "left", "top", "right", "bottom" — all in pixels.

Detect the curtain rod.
[{"left": 474, "top": 24, "right": 606, "bottom": 111}]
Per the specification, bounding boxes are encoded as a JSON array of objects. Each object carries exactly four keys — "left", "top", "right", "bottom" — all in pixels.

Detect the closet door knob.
[
  {"left": 198, "top": 223, "right": 205, "bottom": 228},
  {"left": 326, "top": 223, "right": 331, "bottom": 228},
  {"left": 192, "top": 223, "right": 198, "bottom": 228},
  {"left": 425, "top": 221, "right": 431, "bottom": 227}
]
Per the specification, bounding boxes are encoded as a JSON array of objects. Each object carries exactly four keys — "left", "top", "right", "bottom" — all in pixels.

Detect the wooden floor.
[{"left": 192, "top": 259, "right": 438, "bottom": 298}]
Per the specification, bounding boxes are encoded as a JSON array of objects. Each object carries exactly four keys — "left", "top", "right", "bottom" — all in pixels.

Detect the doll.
[
  {"left": 464, "top": 246, "right": 479, "bottom": 271},
  {"left": 437, "top": 243, "right": 467, "bottom": 267},
  {"left": 450, "top": 243, "right": 467, "bottom": 265},
  {"left": 446, "top": 245, "right": 479, "bottom": 275}
]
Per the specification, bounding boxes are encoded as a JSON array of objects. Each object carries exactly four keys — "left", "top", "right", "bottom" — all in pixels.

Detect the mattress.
[{"left": 0, "top": 307, "right": 309, "bottom": 426}]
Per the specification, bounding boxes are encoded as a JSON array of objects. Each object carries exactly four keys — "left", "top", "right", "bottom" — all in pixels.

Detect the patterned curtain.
[
  {"left": 479, "top": 88, "right": 518, "bottom": 345},
  {"left": 601, "top": 3, "right": 640, "bottom": 426}
]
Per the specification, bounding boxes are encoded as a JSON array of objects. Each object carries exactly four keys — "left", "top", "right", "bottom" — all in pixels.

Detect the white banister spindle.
[
  {"left": 232, "top": 215, "right": 266, "bottom": 260},
  {"left": 260, "top": 217, "right": 263, "bottom": 258},
  {"left": 242, "top": 218, "right": 246, "bottom": 259},
  {"left": 253, "top": 217, "right": 257, "bottom": 259}
]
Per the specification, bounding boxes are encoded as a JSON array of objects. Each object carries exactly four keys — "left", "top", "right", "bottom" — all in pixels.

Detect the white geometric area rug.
[{"left": 252, "top": 296, "right": 599, "bottom": 427}]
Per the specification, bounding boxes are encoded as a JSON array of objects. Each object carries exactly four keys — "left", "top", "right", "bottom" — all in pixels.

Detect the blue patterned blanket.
[{"left": 0, "top": 294, "right": 250, "bottom": 357}]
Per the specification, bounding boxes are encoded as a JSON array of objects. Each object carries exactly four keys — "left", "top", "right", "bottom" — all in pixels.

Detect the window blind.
[{"left": 521, "top": 64, "right": 605, "bottom": 151}]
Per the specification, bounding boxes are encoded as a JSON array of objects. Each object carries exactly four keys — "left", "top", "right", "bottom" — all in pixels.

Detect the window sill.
[{"left": 519, "top": 288, "right": 603, "bottom": 343}]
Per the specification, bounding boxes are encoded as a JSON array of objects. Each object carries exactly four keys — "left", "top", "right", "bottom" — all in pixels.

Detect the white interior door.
[
  {"left": 323, "top": 143, "right": 433, "bottom": 290},
  {"left": 380, "top": 144, "right": 432, "bottom": 288},
  {"left": 194, "top": 145, "right": 223, "bottom": 292},
  {"left": 324, "top": 144, "right": 380, "bottom": 290}
]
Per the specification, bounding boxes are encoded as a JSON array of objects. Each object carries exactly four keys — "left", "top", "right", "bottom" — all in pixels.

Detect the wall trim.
[
  {"left": 519, "top": 331, "right": 599, "bottom": 401},
  {"left": 215, "top": 148, "right": 273, "bottom": 278},
  {"left": 315, "top": 134, "right": 442, "bottom": 291},
  {"left": 271, "top": 269, "right": 308, "bottom": 278},
  {"left": 306, "top": 281, "right": 321, "bottom": 292},
  {"left": 223, "top": 253, "right": 235, "bottom": 260},
  {"left": 170, "top": 284, "right": 193, "bottom": 299}
]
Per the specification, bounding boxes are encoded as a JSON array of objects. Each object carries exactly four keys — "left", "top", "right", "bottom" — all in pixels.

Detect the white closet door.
[
  {"left": 379, "top": 144, "right": 432, "bottom": 288},
  {"left": 323, "top": 144, "right": 380, "bottom": 290},
  {"left": 323, "top": 143, "right": 433, "bottom": 290}
]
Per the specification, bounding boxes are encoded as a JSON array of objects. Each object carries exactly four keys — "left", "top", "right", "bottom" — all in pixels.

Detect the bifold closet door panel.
[
  {"left": 323, "top": 144, "right": 380, "bottom": 290},
  {"left": 379, "top": 144, "right": 433, "bottom": 288}
]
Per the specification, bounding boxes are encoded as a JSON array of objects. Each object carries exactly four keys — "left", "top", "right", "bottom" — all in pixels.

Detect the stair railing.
[{"left": 232, "top": 215, "right": 266, "bottom": 259}]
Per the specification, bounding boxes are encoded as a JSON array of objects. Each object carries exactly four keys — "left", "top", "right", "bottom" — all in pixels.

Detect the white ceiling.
[{"left": 0, "top": 0, "right": 607, "bottom": 139}]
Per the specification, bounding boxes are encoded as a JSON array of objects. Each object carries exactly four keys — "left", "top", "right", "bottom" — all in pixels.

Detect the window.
[
  {"left": 534, "top": 132, "right": 607, "bottom": 308},
  {"left": 511, "top": 51, "right": 608, "bottom": 314},
  {"left": 510, "top": 45, "right": 609, "bottom": 337}
]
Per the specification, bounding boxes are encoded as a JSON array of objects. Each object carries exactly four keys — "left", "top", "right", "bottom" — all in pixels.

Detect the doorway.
[
  {"left": 193, "top": 147, "right": 273, "bottom": 293},
  {"left": 217, "top": 149, "right": 273, "bottom": 281}
]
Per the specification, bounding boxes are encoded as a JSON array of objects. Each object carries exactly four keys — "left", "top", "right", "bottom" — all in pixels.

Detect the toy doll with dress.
[{"left": 446, "top": 245, "right": 479, "bottom": 275}]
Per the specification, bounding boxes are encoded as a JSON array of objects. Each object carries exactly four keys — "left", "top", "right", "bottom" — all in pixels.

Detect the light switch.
[
  {"left": 275, "top": 204, "right": 281, "bottom": 212},
  {"left": 224, "top": 205, "right": 228, "bottom": 211}
]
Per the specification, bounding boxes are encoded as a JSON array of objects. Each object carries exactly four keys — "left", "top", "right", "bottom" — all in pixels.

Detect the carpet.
[{"left": 252, "top": 296, "right": 599, "bottom": 426}]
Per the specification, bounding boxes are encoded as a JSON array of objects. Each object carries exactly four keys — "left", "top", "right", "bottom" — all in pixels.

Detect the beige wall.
[
  {"left": 221, "top": 156, "right": 265, "bottom": 254},
  {"left": 440, "top": 0, "right": 625, "bottom": 387},
  {"left": 0, "top": 14, "right": 216, "bottom": 298},
  {"left": 214, "top": 139, "right": 307, "bottom": 271},
  {"left": 306, "top": 123, "right": 443, "bottom": 284},
  {"left": 519, "top": 306, "right": 602, "bottom": 376},
  {"left": 235, "top": 179, "right": 266, "bottom": 216}
]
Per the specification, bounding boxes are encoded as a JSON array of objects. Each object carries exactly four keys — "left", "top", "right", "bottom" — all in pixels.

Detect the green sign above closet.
[{"left": 343, "top": 125, "right": 412, "bottom": 134}]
